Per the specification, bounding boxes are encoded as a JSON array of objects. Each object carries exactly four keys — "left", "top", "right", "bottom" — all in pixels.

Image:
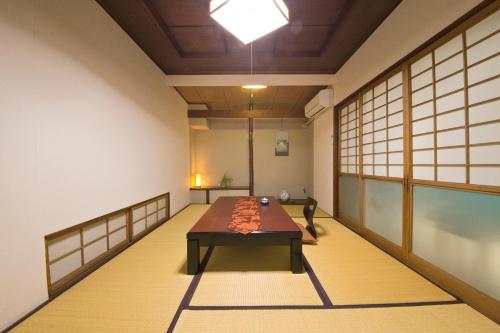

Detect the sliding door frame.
[{"left": 333, "top": 0, "right": 500, "bottom": 323}]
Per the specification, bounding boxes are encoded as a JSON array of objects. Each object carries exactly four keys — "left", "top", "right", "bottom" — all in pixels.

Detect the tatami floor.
[{"left": 13, "top": 205, "right": 498, "bottom": 332}]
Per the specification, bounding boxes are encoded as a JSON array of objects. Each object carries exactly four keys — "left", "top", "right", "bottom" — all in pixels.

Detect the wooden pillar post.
[{"left": 249, "top": 118, "right": 254, "bottom": 196}]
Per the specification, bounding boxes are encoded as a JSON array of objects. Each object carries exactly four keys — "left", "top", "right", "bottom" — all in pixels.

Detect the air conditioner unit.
[{"left": 305, "top": 89, "right": 333, "bottom": 118}]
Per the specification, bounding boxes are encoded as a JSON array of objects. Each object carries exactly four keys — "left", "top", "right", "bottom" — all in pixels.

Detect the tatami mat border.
[
  {"left": 303, "top": 255, "right": 333, "bottom": 306},
  {"left": 185, "top": 300, "right": 463, "bottom": 311},
  {"left": 166, "top": 250, "right": 331, "bottom": 333},
  {"left": 164, "top": 242, "right": 462, "bottom": 333},
  {"left": 166, "top": 246, "right": 214, "bottom": 333}
]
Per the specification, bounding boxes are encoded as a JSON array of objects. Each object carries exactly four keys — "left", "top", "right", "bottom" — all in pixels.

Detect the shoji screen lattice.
[
  {"left": 410, "top": 9, "right": 500, "bottom": 186},
  {"left": 335, "top": 5, "right": 500, "bottom": 321},
  {"left": 340, "top": 100, "right": 360, "bottom": 175},
  {"left": 361, "top": 71, "right": 404, "bottom": 178}
]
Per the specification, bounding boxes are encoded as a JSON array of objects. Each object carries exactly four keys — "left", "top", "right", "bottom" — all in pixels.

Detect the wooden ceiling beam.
[
  {"left": 166, "top": 74, "right": 335, "bottom": 86},
  {"left": 188, "top": 110, "right": 306, "bottom": 119}
]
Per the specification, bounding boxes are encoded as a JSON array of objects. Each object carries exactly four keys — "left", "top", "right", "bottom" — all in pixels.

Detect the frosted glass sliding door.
[
  {"left": 339, "top": 175, "right": 359, "bottom": 223},
  {"left": 413, "top": 185, "right": 500, "bottom": 300},
  {"left": 364, "top": 179, "right": 403, "bottom": 245}
]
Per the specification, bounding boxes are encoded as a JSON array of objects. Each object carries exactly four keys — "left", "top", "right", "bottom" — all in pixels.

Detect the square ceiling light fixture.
[{"left": 210, "top": 0, "right": 289, "bottom": 45}]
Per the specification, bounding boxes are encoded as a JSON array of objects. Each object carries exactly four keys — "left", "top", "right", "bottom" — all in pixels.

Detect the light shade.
[
  {"left": 195, "top": 173, "right": 202, "bottom": 187},
  {"left": 242, "top": 84, "right": 267, "bottom": 90},
  {"left": 210, "top": 0, "right": 289, "bottom": 45}
]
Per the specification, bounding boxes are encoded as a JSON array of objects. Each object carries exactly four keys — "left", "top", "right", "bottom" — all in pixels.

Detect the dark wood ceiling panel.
[
  {"left": 96, "top": 0, "right": 402, "bottom": 74},
  {"left": 225, "top": 33, "right": 276, "bottom": 55},
  {"left": 151, "top": 0, "right": 213, "bottom": 26},
  {"left": 274, "top": 26, "right": 331, "bottom": 56},
  {"left": 287, "top": 0, "right": 348, "bottom": 25},
  {"left": 170, "top": 26, "right": 227, "bottom": 55}
]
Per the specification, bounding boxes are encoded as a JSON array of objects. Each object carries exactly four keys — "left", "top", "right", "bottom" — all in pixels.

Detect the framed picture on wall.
[{"left": 275, "top": 131, "right": 289, "bottom": 156}]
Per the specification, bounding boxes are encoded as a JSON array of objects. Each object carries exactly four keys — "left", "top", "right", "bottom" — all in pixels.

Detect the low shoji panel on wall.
[
  {"left": 131, "top": 194, "right": 169, "bottom": 239},
  {"left": 410, "top": 9, "right": 500, "bottom": 186},
  {"left": 45, "top": 192, "right": 170, "bottom": 296},
  {"left": 340, "top": 100, "right": 360, "bottom": 175},
  {"left": 361, "top": 71, "right": 404, "bottom": 178},
  {"left": 46, "top": 211, "right": 128, "bottom": 293}
]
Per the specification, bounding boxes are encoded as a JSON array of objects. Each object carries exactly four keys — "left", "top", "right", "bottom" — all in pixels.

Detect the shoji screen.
[
  {"left": 335, "top": 4, "right": 500, "bottom": 318},
  {"left": 339, "top": 100, "right": 360, "bottom": 223},
  {"left": 46, "top": 211, "right": 128, "bottom": 293},
  {"left": 360, "top": 71, "right": 404, "bottom": 245},
  {"left": 340, "top": 100, "right": 360, "bottom": 175},
  {"left": 410, "top": 9, "right": 500, "bottom": 186},
  {"left": 362, "top": 72, "right": 404, "bottom": 178},
  {"left": 411, "top": 9, "right": 500, "bottom": 301},
  {"left": 131, "top": 194, "right": 169, "bottom": 239}
]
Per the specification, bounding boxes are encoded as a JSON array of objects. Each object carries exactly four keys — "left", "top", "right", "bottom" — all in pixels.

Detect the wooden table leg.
[
  {"left": 187, "top": 239, "right": 200, "bottom": 275},
  {"left": 290, "top": 238, "right": 303, "bottom": 273}
]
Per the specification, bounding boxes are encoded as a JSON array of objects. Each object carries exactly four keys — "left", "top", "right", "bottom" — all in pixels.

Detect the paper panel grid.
[
  {"left": 361, "top": 71, "right": 404, "bottom": 178},
  {"left": 409, "top": 14, "right": 500, "bottom": 186},
  {"left": 340, "top": 101, "right": 359, "bottom": 175}
]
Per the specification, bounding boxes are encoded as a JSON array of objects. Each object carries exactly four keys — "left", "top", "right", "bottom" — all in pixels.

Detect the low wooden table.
[{"left": 187, "top": 196, "right": 303, "bottom": 274}]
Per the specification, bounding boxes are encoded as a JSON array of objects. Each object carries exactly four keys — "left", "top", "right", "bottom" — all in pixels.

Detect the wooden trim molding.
[
  {"left": 408, "top": 254, "right": 500, "bottom": 323},
  {"left": 360, "top": 226, "right": 404, "bottom": 262}
]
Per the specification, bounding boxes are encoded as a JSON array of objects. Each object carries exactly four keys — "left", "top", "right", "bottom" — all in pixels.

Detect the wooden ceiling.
[
  {"left": 96, "top": 0, "right": 402, "bottom": 74},
  {"left": 179, "top": 86, "right": 324, "bottom": 118}
]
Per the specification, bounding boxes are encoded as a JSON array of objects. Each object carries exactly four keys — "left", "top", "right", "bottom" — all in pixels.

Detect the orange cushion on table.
[{"left": 296, "top": 223, "right": 317, "bottom": 243}]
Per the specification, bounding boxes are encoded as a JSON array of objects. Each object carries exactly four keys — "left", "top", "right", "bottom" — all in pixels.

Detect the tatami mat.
[
  {"left": 173, "top": 305, "right": 499, "bottom": 333},
  {"left": 13, "top": 205, "right": 211, "bottom": 333},
  {"left": 190, "top": 246, "right": 322, "bottom": 306},
  {"left": 281, "top": 204, "right": 331, "bottom": 218},
  {"left": 12, "top": 204, "right": 497, "bottom": 332},
  {"left": 293, "top": 217, "right": 455, "bottom": 305}
]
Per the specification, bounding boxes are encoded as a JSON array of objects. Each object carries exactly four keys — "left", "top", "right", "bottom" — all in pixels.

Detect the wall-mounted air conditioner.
[{"left": 305, "top": 89, "right": 333, "bottom": 119}]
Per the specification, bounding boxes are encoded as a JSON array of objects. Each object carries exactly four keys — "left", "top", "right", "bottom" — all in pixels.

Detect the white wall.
[
  {"left": 333, "top": 0, "right": 482, "bottom": 104},
  {"left": 190, "top": 118, "right": 313, "bottom": 199},
  {"left": 0, "top": 1, "right": 189, "bottom": 330},
  {"left": 254, "top": 119, "right": 313, "bottom": 199},
  {"left": 313, "top": 109, "right": 334, "bottom": 215},
  {"left": 191, "top": 119, "right": 249, "bottom": 187}
]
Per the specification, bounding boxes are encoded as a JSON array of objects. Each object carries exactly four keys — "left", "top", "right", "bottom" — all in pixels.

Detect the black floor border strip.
[
  {"left": 184, "top": 300, "right": 463, "bottom": 311},
  {"left": 303, "top": 254, "right": 333, "bottom": 306},
  {"left": 187, "top": 305, "right": 330, "bottom": 310},
  {"left": 166, "top": 246, "right": 214, "bottom": 333},
  {"left": 330, "top": 300, "right": 463, "bottom": 309},
  {"left": 165, "top": 244, "right": 461, "bottom": 332}
]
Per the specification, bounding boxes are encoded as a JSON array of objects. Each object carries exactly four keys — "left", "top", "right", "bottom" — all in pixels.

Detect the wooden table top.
[{"left": 188, "top": 196, "right": 300, "bottom": 234}]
